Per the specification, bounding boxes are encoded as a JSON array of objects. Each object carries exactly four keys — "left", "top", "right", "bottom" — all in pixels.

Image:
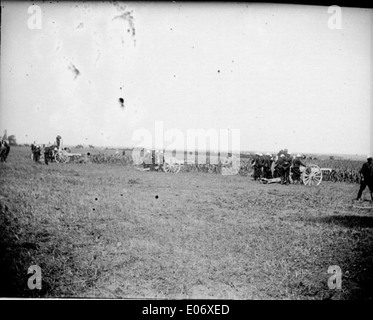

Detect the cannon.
[
  {"left": 132, "top": 149, "right": 182, "bottom": 173},
  {"left": 31, "top": 145, "right": 78, "bottom": 164},
  {"left": 261, "top": 164, "right": 323, "bottom": 186},
  {"left": 43, "top": 146, "right": 67, "bottom": 164}
]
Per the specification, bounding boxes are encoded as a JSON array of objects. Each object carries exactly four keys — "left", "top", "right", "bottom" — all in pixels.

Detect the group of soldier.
[
  {"left": 31, "top": 135, "right": 62, "bottom": 165},
  {"left": 251, "top": 151, "right": 306, "bottom": 185},
  {"left": 250, "top": 150, "right": 373, "bottom": 199}
]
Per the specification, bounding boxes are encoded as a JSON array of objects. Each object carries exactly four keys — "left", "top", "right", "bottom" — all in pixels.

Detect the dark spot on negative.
[
  {"left": 155, "top": 195, "right": 158, "bottom": 199},
  {"left": 95, "top": 198, "right": 98, "bottom": 201},
  {"left": 119, "top": 97, "right": 125, "bottom": 108},
  {"left": 68, "top": 63, "right": 80, "bottom": 79}
]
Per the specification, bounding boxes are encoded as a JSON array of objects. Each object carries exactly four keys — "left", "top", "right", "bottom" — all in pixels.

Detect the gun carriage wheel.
[
  {"left": 163, "top": 157, "right": 181, "bottom": 174},
  {"left": 55, "top": 151, "right": 69, "bottom": 163},
  {"left": 301, "top": 164, "right": 322, "bottom": 186}
]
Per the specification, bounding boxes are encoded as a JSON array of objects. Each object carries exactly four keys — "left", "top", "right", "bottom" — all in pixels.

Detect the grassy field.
[{"left": 1, "top": 146, "right": 372, "bottom": 299}]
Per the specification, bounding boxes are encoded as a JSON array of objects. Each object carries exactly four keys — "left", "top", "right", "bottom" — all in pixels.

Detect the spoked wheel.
[
  {"left": 163, "top": 158, "right": 181, "bottom": 173},
  {"left": 302, "top": 164, "right": 322, "bottom": 186},
  {"left": 55, "top": 152, "right": 68, "bottom": 163}
]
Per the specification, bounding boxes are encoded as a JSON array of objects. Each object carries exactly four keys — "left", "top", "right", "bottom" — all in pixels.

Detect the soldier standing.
[
  {"left": 262, "top": 153, "right": 273, "bottom": 179},
  {"left": 272, "top": 155, "right": 279, "bottom": 178},
  {"left": 56, "top": 135, "right": 62, "bottom": 150},
  {"left": 291, "top": 154, "right": 306, "bottom": 184},
  {"left": 356, "top": 156, "right": 373, "bottom": 201},
  {"left": 251, "top": 153, "right": 263, "bottom": 181},
  {"left": 31, "top": 144, "right": 41, "bottom": 162},
  {"left": 282, "top": 154, "right": 292, "bottom": 184},
  {"left": 277, "top": 154, "right": 286, "bottom": 184}
]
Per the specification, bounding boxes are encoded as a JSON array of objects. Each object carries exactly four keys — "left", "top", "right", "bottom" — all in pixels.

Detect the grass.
[{"left": 0, "top": 146, "right": 372, "bottom": 299}]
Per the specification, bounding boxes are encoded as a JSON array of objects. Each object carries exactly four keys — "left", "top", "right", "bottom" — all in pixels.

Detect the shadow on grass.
[
  {"left": 0, "top": 203, "right": 48, "bottom": 297},
  {"left": 308, "top": 214, "right": 373, "bottom": 299},
  {"left": 0, "top": 200, "right": 102, "bottom": 298},
  {"left": 309, "top": 215, "right": 373, "bottom": 229}
]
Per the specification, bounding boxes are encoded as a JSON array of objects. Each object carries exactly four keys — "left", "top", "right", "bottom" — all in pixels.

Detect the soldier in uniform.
[
  {"left": 31, "top": 144, "right": 42, "bottom": 162},
  {"left": 276, "top": 154, "right": 286, "bottom": 184},
  {"left": 56, "top": 135, "right": 62, "bottom": 150},
  {"left": 283, "top": 153, "right": 292, "bottom": 184},
  {"left": 272, "top": 155, "right": 279, "bottom": 178},
  {"left": 356, "top": 155, "right": 373, "bottom": 201},
  {"left": 251, "top": 153, "right": 263, "bottom": 181},
  {"left": 0, "top": 139, "right": 10, "bottom": 162},
  {"left": 291, "top": 154, "right": 306, "bottom": 184},
  {"left": 262, "top": 153, "right": 273, "bottom": 179}
]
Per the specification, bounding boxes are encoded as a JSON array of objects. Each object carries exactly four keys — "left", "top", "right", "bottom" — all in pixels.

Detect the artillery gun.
[
  {"left": 261, "top": 164, "right": 324, "bottom": 186},
  {"left": 132, "top": 149, "right": 182, "bottom": 173},
  {"left": 31, "top": 145, "right": 82, "bottom": 164}
]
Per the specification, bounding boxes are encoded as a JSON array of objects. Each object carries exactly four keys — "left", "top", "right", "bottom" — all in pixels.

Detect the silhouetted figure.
[
  {"left": 0, "top": 139, "right": 10, "bottom": 162},
  {"left": 291, "top": 154, "right": 306, "bottom": 183},
  {"left": 356, "top": 156, "right": 373, "bottom": 201}
]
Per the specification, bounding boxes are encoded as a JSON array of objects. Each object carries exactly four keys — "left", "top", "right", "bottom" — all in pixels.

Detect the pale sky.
[{"left": 0, "top": 1, "right": 372, "bottom": 155}]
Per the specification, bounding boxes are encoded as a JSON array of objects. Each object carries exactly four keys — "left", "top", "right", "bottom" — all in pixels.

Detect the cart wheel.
[
  {"left": 55, "top": 152, "right": 67, "bottom": 163},
  {"left": 302, "top": 164, "right": 322, "bottom": 186},
  {"left": 163, "top": 163, "right": 171, "bottom": 173},
  {"left": 54, "top": 153, "right": 61, "bottom": 163},
  {"left": 61, "top": 154, "right": 68, "bottom": 163},
  {"left": 172, "top": 162, "right": 181, "bottom": 173},
  {"left": 163, "top": 158, "right": 181, "bottom": 173}
]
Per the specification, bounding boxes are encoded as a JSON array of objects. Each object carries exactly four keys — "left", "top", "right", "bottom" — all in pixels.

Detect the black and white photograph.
[{"left": 0, "top": 0, "right": 372, "bottom": 304}]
